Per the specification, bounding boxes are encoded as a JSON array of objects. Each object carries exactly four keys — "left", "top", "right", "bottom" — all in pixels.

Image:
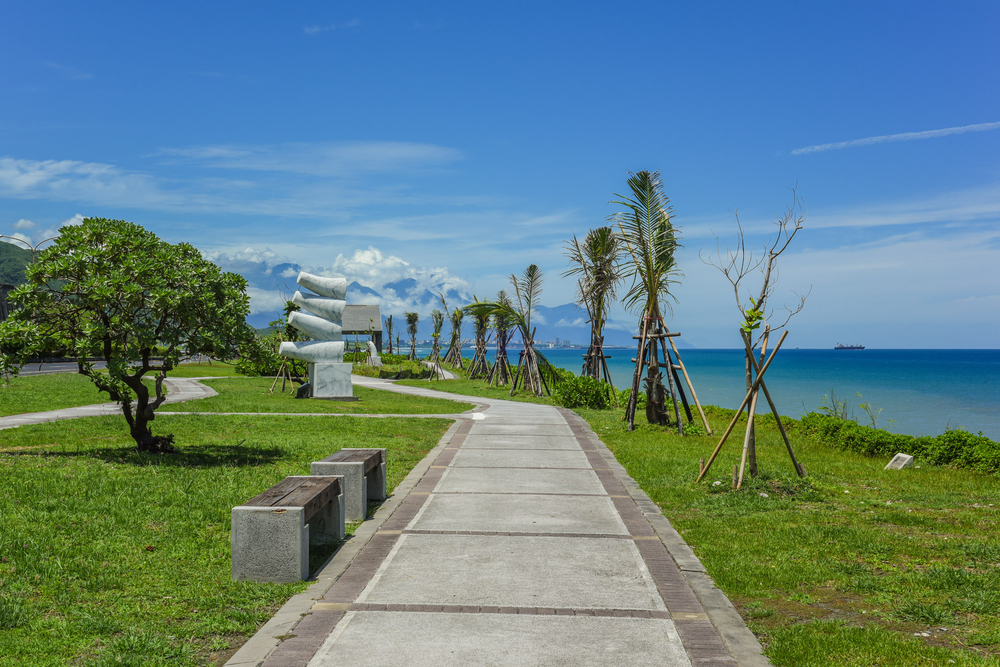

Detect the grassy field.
[
  {"left": 0, "top": 412, "right": 451, "bottom": 666},
  {"left": 165, "top": 377, "right": 474, "bottom": 415},
  {"left": 396, "top": 374, "right": 558, "bottom": 406},
  {"left": 576, "top": 407, "right": 1000, "bottom": 666},
  {"left": 0, "top": 373, "right": 110, "bottom": 417}
]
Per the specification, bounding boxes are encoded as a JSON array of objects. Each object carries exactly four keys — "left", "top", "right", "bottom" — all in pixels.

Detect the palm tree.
[
  {"left": 564, "top": 226, "right": 622, "bottom": 384},
  {"left": 463, "top": 298, "right": 493, "bottom": 378},
  {"left": 428, "top": 309, "right": 445, "bottom": 379},
  {"left": 384, "top": 315, "right": 395, "bottom": 355},
  {"left": 405, "top": 311, "right": 419, "bottom": 361},
  {"left": 472, "top": 265, "right": 554, "bottom": 397},
  {"left": 610, "top": 170, "right": 683, "bottom": 431},
  {"left": 439, "top": 293, "right": 465, "bottom": 369}
]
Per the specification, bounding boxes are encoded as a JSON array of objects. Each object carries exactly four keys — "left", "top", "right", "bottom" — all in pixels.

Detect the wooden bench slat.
[
  {"left": 322, "top": 449, "right": 382, "bottom": 474},
  {"left": 243, "top": 477, "right": 341, "bottom": 521}
]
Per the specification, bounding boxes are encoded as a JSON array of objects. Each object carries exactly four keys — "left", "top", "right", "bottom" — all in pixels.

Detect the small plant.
[
  {"left": 818, "top": 389, "right": 853, "bottom": 421},
  {"left": 895, "top": 601, "right": 954, "bottom": 625},
  {"left": 856, "top": 391, "right": 883, "bottom": 429},
  {"left": 0, "top": 595, "right": 29, "bottom": 629}
]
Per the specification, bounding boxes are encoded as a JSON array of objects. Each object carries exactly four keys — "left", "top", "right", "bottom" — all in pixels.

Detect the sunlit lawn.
[{"left": 0, "top": 413, "right": 450, "bottom": 666}]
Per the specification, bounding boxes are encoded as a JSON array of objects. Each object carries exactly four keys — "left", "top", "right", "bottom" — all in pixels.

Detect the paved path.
[
  {"left": 229, "top": 377, "right": 768, "bottom": 667},
  {"left": 0, "top": 377, "right": 218, "bottom": 431}
]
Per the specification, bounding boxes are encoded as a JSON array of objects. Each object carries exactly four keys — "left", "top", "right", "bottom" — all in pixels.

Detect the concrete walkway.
[
  {"left": 0, "top": 377, "right": 218, "bottom": 431},
  {"left": 230, "top": 377, "right": 768, "bottom": 667}
]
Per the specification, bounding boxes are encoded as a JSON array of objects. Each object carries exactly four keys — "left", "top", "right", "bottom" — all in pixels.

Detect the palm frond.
[{"left": 609, "top": 170, "right": 681, "bottom": 316}]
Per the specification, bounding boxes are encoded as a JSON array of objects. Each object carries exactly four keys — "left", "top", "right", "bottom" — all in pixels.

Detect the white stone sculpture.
[{"left": 279, "top": 271, "right": 355, "bottom": 400}]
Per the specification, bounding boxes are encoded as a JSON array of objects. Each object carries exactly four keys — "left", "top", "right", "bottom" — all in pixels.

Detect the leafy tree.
[
  {"left": 0, "top": 218, "right": 252, "bottom": 452},
  {"left": 405, "top": 311, "right": 419, "bottom": 360}
]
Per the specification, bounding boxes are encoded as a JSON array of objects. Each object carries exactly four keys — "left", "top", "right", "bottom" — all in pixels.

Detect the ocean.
[{"left": 421, "top": 346, "right": 1000, "bottom": 441}]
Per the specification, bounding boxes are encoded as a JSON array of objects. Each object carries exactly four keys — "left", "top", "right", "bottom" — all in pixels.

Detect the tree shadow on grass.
[{"left": 30, "top": 443, "right": 288, "bottom": 469}]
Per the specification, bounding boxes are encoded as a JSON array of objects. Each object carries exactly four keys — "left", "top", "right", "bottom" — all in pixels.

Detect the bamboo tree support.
[
  {"left": 740, "top": 329, "right": 805, "bottom": 478},
  {"left": 624, "top": 314, "right": 686, "bottom": 434},
  {"left": 667, "top": 335, "right": 712, "bottom": 434},
  {"left": 510, "top": 328, "right": 549, "bottom": 397},
  {"left": 696, "top": 329, "right": 789, "bottom": 483},
  {"left": 487, "top": 326, "right": 513, "bottom": 386},
  {"left": 580, "top": 293, "right": 619, "bottom": 407},
  {"left": 736, "top": 329, "right": 768, "bottom": 489}
]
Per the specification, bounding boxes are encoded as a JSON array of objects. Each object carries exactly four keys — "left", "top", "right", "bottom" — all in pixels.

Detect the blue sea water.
[{"left": 435, "top": 347, "right": 1000, "bottom": 440}]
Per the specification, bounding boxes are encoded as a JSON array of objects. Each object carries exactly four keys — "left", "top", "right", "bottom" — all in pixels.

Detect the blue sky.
[{"left": 2, "top": 1, "right": 998, "bottom": 347}]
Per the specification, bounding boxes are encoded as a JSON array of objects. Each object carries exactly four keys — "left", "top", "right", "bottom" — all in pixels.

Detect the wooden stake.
[
  {"left": 695, "top": 330, "right": 789, "bottom": 483},
  {"left": 740, "top": 330, "right": 805, "bottom": 478},
  {"left": 668, "top": 336, "right": 713, "bottom": 435},
  {"left": 732, "top": 464, "right": 738, "bottom": 488},
  {"left": 737, "top": 329, "right": 768, "bottom": 489}
]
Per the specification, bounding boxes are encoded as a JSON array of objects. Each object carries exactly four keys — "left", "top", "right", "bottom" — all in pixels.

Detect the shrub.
[
  {"left": 795, "top": 412, "right": 1000, "bottom": 474},
  {"left": 555, "top": 375, "right": 612, "bottom": 410}
]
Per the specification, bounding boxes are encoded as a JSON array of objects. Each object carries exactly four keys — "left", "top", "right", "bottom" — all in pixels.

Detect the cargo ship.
[{"left": 834, "top": 343, "right": 865, "bottom": 350}]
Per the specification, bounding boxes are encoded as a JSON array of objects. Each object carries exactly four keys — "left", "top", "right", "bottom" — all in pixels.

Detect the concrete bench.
[
  {"left": 231, "top": 475, "right": 345, "bottom": 583},
  {"left": 311, "top": 448, "right": 387, "bottom": 522}
]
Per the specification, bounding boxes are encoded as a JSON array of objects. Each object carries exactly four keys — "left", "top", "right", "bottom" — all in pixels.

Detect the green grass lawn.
[
  {"left": 395, "top": 375, "right": 558, "bottom": 406},
  {"left": 0, "top": 413, "right": 451, "bottom": 666},
  {"left": 0, "top": 373, "right": 110, "bottom": 417},
  {"left": 577, "top": 405, "right": 1000, "bottom": 666},
  {"left": 164, "top": 377, "right": 474, "bottom": 414},
  {"left": 167, "top": 362, "right": 242, "bottom": 378}
]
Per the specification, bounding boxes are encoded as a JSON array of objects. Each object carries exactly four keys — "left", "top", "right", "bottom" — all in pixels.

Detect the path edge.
[
  {"left": 558, "top": 408, "right": 773, "bottom": 667},
  {"left": 224, "top": 418, "right": 465, "bottom": 667}
]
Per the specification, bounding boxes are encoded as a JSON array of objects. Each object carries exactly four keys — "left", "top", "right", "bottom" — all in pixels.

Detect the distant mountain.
[{"left": 0, "top": 241, "right": 31, "bottom": 286}]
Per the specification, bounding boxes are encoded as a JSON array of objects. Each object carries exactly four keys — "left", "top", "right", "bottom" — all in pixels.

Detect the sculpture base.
[{"left": 309, "top": 362, "right": 354, "bottom": 399}]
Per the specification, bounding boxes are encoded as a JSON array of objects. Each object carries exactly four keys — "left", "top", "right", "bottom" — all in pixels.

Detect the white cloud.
[
  {"left": 304, "top": 19, "right": 361, "bottom": 34},
  {"left": 682, "top": 183, "right": 1000, "bottom": 241},
  {"left": 61, "top": 213, "right": 84, "bottom": 227},
  {"left": 158, "top": 140, "right": 461, "bottom": 177},
  {"left": 10, "top": 232, "right": 31, "bottom": 245},
  {"left": 555, "top": 317, "right": 588, "bottom": 328},
  {"left": 44, "top": 62, "right": 92, "bottom": 80},
  {"left": 792, "top": 120, "right": 1000, "bottom": 155},
  {"left": 245, "top": 287, "right": 289, "bottom": 315},
  {"left": 210, "top": 244, "right": 473, "bottom": 317},
  {"left": 13, "top": 219, "right": 34, "bottom": 230}
]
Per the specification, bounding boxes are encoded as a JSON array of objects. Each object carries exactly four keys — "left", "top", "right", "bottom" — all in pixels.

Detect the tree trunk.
[
  {"left": 124, "top": 376, "right": 178, "bottom": 454},
  {"left": 745, "top": 351, "right": 758, "bottom": 477}
]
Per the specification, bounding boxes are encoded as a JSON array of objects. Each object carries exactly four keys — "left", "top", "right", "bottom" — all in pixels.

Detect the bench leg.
[
  {"left": 231, "top": 506, "right": 308, "bottom": 583},
  {"left": 307, "top": 492, "right": 345, "bottom": 544},
  {"left": 310, "top": 461, "right": 366, "bottom": 521},
  {"left": 367, "top": 451, "right": 388, "bottom": 502}
]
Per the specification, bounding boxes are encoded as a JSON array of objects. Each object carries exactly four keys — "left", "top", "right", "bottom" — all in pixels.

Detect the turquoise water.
[{"left": 438, "top": 347, "right": 1000, "bottom": 440}]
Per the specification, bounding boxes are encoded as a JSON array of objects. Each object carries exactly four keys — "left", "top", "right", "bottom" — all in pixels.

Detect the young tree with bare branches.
[{"left": 701, "top": 188, "right": 810, "bottom": 482}]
